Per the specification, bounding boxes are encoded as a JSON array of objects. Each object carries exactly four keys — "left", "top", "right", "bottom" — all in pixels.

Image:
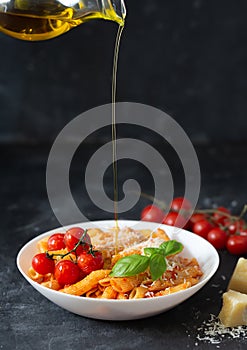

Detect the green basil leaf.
[
  {"left": 109, "top": 254, "right": 150, "bottom": 277},
  {"left": 143, "top": 247, "right": 161, "bottom": 256},
  {"left": 149, "top": 253, "right": 167, "bottom": 281},
  {"left": 159, "top": 240, "right": 183, "bottom": 257}
]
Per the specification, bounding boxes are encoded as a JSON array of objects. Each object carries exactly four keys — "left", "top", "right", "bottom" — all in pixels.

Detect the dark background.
[{"left": 0, "top": 0, "right": 247, "bottom": 144}]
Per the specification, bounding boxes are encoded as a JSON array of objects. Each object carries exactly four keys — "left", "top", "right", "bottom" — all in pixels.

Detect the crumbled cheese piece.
[
  {"left": 218, "top": 290, "right": 247, "bottom": 327},
  {"left": 227, "top": 257, "right": 247, "bottom": 294}
]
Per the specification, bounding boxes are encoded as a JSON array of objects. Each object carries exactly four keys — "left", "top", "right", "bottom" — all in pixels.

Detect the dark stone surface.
[{"left": 1, "top": 143, "right": 247, "bottom": 350}]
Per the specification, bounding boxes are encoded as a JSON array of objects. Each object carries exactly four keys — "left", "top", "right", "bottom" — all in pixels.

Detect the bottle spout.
[{"left": 102, "top": 0, "right": 126, "bottom": 26}]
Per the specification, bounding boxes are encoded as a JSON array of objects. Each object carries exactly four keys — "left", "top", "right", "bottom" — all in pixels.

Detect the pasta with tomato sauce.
[{"left": 28, "top": 226, "right": 203, "bottom": 299}]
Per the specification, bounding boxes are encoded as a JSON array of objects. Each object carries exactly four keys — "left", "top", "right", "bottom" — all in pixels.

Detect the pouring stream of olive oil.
[
  {"left": 0, "top": 0, "right": 126, "bottom": 252},
  {"left": 112, "top": 24, "right": 124, "bottom": 253}
]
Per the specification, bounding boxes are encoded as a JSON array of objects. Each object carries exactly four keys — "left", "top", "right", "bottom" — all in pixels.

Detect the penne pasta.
[
  {"left": 111, "top": 249, "right": 142, "bottom": 266},
  {"left": 110, "top": 274, "right": 147, "bottom": 293},
  {"left": 129, "top": 286, "right": 148, "bottom": 299},
  {"left": 152, "top": 228, "right": 170, "bottom": 241},
  {"left": 98, "top": 277, "right": 111, "bottom": 287},
  {"left": 154, "top": 282, "right": 191, "bottom": 296},
  {"left": 101, "top": 286, "right": 118, "bottom": 299},
  {"left": 60, "top": 270, "right": 111, "bottom": 296},
  {"left": 116, "top": 292, "right": 129, "bottom": 300},
  {"left": 85, "top": 287, "right": 98, "bottom": 298},
  {"left": 41, "top": 279, "right": 61, "bottom": 290},
  {"left": 28, "top": 267, "right": 43, "bottom": 283},
  {"left": 37, "top": 238, "right": 49, "bottom": 253}
]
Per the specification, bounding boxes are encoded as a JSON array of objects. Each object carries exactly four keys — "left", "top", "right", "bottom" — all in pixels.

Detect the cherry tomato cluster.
[
  {"left": 140, "top": 198, "right": 247, "bottom": 256},
  {"left": 32, "top": 227, "right": 104, "bottom": 286}
]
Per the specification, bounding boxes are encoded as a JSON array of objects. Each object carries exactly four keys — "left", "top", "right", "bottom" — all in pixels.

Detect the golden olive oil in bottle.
[{"left": 0, "top": 0, "right": 125, "bottom": 41}]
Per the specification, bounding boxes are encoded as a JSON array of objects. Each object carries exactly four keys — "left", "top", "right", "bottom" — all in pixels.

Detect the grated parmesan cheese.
[
  {"left": 90, "top": 226, "right": 149, "bottom": 251},
  {"left": 196, "top": 314, "right": 247, "bottom": 345}
]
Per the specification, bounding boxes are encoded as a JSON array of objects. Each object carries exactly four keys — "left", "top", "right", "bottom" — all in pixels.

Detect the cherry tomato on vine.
[
  {"left": 212, "top": 206, "right": 230, "bottom": 225},
  {"left": 64, "top": 227, "right": 91, "bottom": 254},
  {"left": 188, "top": 213, "right": 207, "bottom": 228},
  {"left": 192, "top": 219, "right": 214, "bottom": 239},
  {"left": 162, "top": 211, "right": 188, "bottom": 228},
  {"left": 240, "top": 228, "right": 247, "bottom": 236},
  {"left": 226, "top": 235, "right": 247, "bottom": 255},
  {"left": 207, "top": 228, "right": 228, "bottom": 249},
  {"left": 47, "top": 233, "right": 65, "bottom": 251},
  {"left": 32, "top": 253, "right": 55, "bottom": 275},
  {"left": 141, "top": 205, "right": 164, "bottom": 223},
  {"left": 77, "top": 251, "right": 104, "bottom": 276},
  {"left": 54, "top": 260, "right": 81, "bottom": 286},
  {"left": 170, "top": 197, "right": 192, "bottom": 212},
  {"left": 223, "top": 218, "right": 245, "bottom": 235}
]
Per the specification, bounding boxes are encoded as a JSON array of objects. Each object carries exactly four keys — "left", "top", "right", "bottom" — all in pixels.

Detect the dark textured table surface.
[{"left": 1, "top": 143, "right": 247, "bottom": 350}]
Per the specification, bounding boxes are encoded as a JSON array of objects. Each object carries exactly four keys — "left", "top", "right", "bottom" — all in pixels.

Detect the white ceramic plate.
[{"left": 17, "top": 220, "right": 219, "bottom": 320}]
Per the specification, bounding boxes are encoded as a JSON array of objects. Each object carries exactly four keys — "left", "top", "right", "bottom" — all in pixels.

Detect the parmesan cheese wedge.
[
  {"left": 219, "top": 289, "right": 247, "bottom": 327},
  {"left": 227, "top": 257, "right": 247, "bottom": 294}
]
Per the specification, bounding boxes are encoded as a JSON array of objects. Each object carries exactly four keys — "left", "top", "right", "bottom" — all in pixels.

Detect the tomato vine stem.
[{"left": 46, "top": 229, "right": 89, "bottom": 260}]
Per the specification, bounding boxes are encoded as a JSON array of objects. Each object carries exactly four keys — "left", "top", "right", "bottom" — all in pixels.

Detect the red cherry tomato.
[
  {"left": 188, "top": 213, "right": 207, "bottom": 229},
  {"left": 77, "top": 251, "right": 104, "bottom": 276},
  {"left": 223, "top": 219, "right": 245, "bottom": 235},
  {"left": 226, "top": 235, "right": 247, "bottom": 255},
  {"left": 32, "top": 253, "right": 55, "bottom": 275},
  {"left": 64, "top": 227, "right": 91, "bottom": 254},
  {"left": 192, "top": 219, "right": 214, "bottom": 239},
  {"left": 207, "top": 228, "right": 228, "bottom": 249},
  {"left": 170, "top": 197, "right": 192, "bottom": 212},
  {"left": 54, "top": 260, "right": 81, "bottom": 286},
  {"left": 162, "top": 211, "right": 188, "bottom": 228},
  {"left": 141, "top": 205, "right": 164, "bottom": 223},
  {"left": 47, "top": 233, "right": 66, "bottom": 251},
  {"left": 240, "top": 228, "right": 247, "bottom": 236},
  {"left": 213, "top": 207, "right": 230, "bottom": 225}
]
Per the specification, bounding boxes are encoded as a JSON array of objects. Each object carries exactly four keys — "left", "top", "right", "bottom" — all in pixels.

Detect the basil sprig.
[{"left": 109, "top": 240, "right": 183, "bottom": 281}]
